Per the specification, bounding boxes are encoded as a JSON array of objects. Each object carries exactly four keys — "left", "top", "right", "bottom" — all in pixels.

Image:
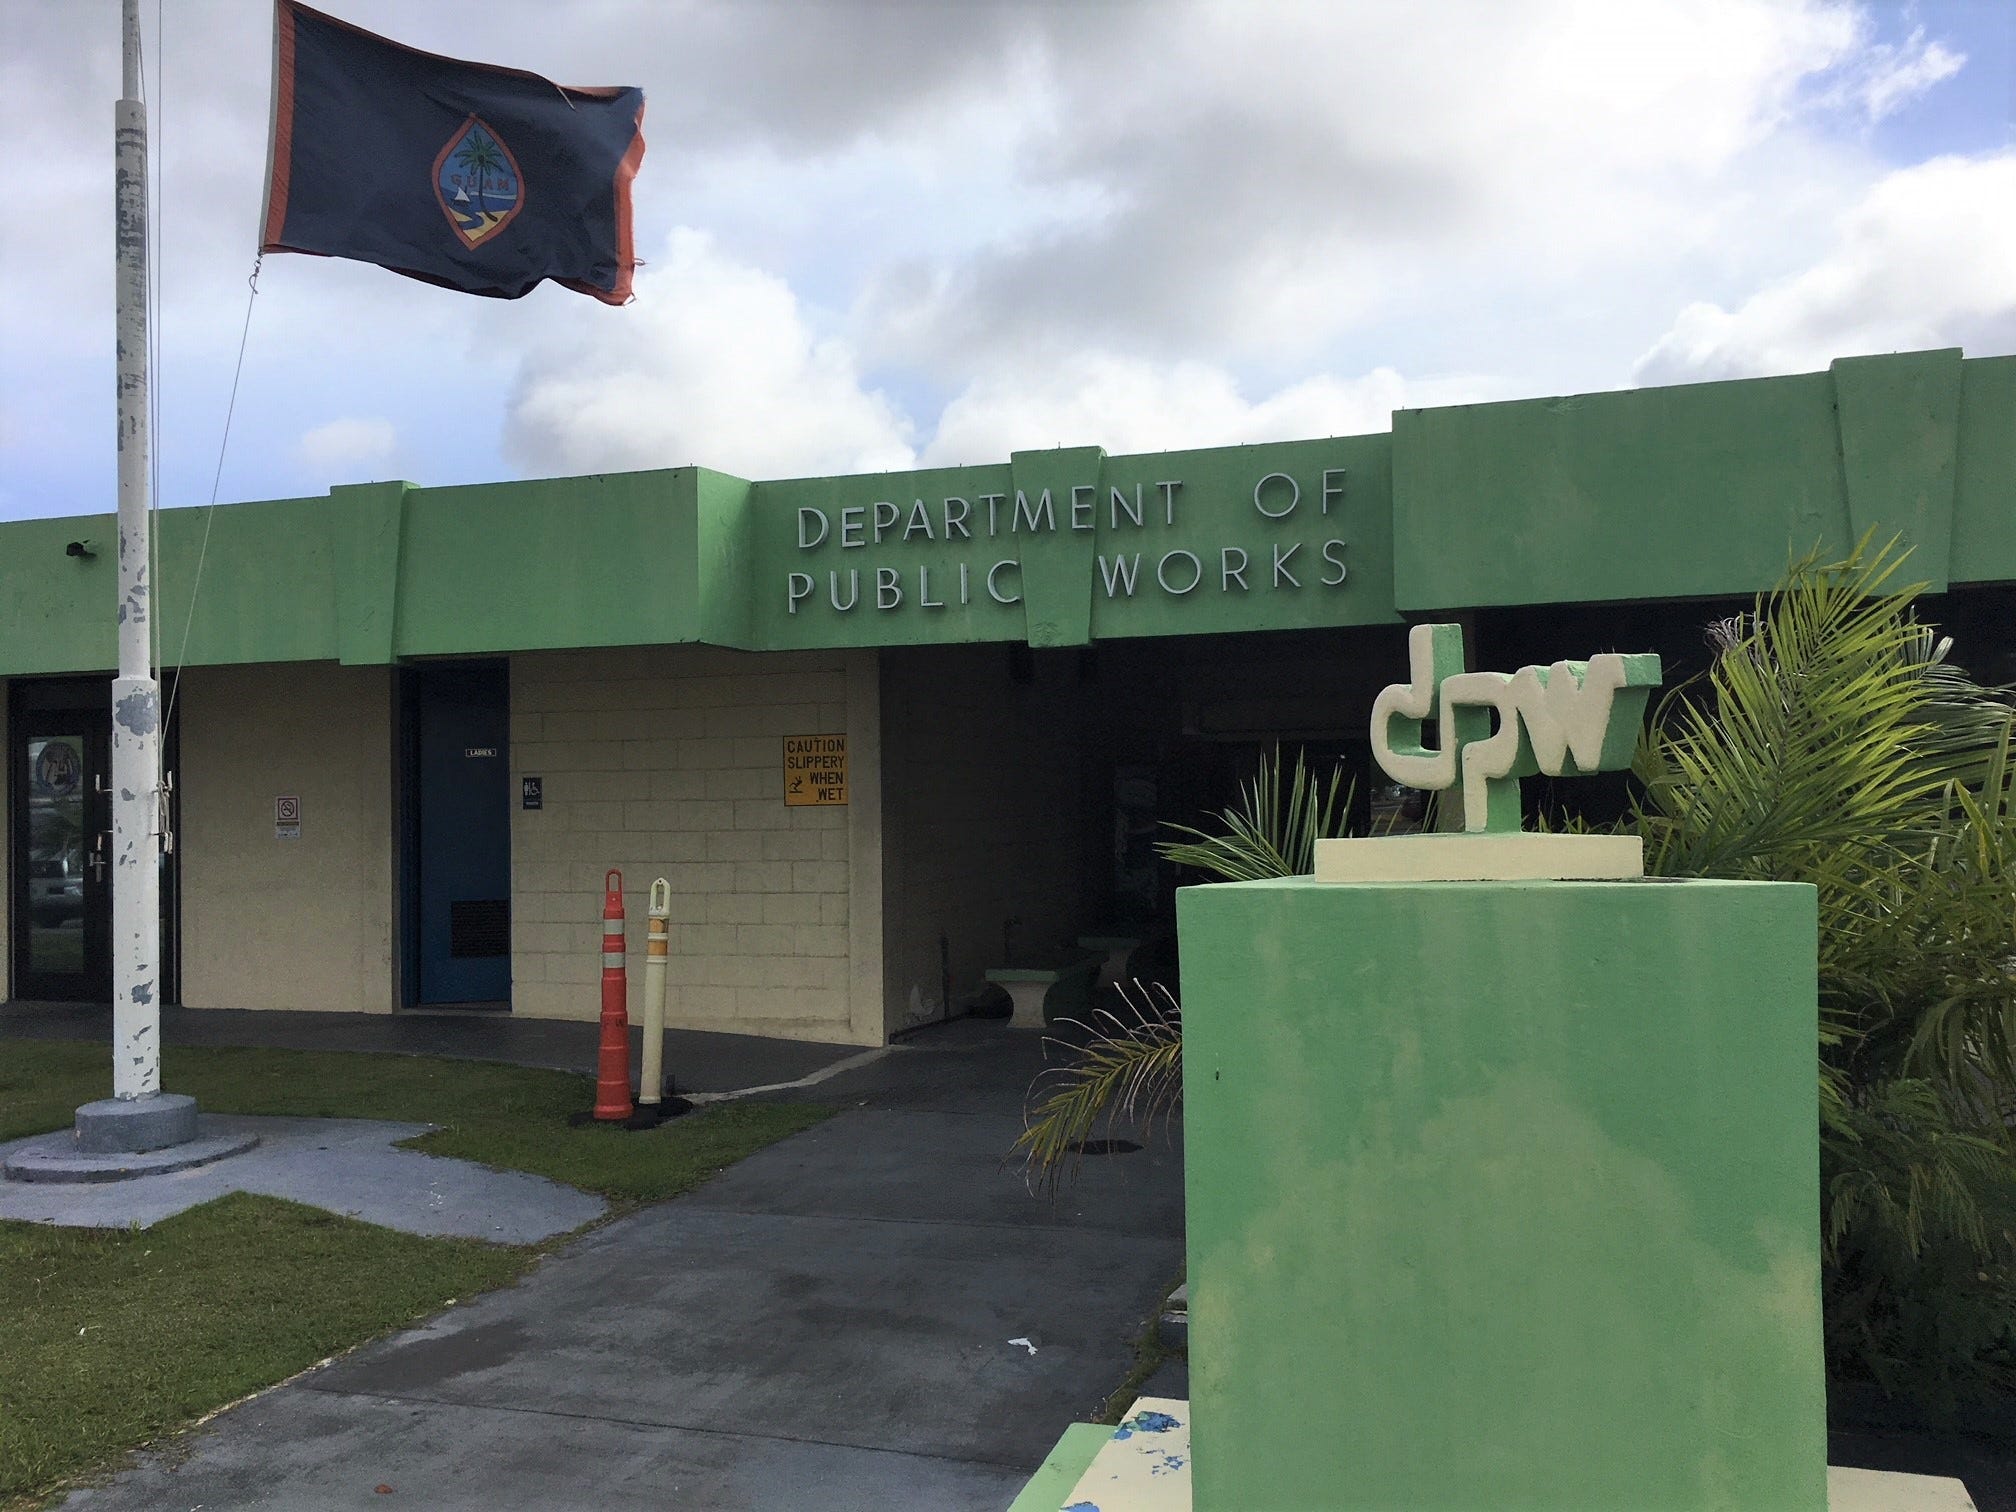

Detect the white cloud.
[
  {"left": 923, "top": 357, "right": 1503, "bottom": 467},
  {"left": 0, "top": 0, "right": 2000, "bottom": 520},
  {"left": 499, "top": 229, "right": 1511, "bottom": 475},
  {"left": 296, "top": 417, "right": 398, "bottom": 476},
  {"left": 1824, "top": 24, "right": 1967, "bottom": 121},
  {"left": 851, "top": 0, "right": 1887, "bottom": 371},
  {"left": 505, "top": 229, "right": 915, "bottom": 480},
  {"left": 1633, "top": 150, "right": 2016, "bottom": 385}
]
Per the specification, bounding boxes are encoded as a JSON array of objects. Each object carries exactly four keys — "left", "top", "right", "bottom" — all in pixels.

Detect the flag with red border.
[{"left": 261, "top": 1, "right": 645, "bottom": 304}]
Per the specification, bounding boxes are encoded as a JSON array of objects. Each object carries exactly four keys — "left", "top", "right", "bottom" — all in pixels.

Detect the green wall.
[
  {"left": 392, "top": 470, "right": 700, "bottom": 656},
  {"left": 0, "top": 349, "right": 2007, "bottom": 676},
  {"left": 1393, "top": 349, "right": 2013, "bottom": 609},
  {"left": 0, "top": 497, "right": 336, "bottom": 676},
  {"left": 1953, "top": 355, "right": 2016, "bottom": 582},
  {"left": 1178, "top": 876, "right": 1825, "bottom": 1510}
]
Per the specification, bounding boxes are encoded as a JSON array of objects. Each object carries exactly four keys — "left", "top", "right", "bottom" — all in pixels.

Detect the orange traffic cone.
[{"left": 593, "top": 869, "right": 633, "bottom": 1122}]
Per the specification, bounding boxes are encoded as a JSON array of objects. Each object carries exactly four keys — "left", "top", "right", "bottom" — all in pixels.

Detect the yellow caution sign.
[{"left": 784, "top": 733, "right": 848, "bottom": 806}]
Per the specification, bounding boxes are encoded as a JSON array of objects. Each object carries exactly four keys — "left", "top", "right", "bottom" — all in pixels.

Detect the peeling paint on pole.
[
  {"left": 110, "top": 0, "right": 163, "bottom": 1103},
  {"left": 113, "top": 686, "right": 159, "bottom": 734}
]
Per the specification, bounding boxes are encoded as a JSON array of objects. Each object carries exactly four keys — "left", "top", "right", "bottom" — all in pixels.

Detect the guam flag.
[{"left": 260, "top": 2, "right": 645, "bottom": 304}]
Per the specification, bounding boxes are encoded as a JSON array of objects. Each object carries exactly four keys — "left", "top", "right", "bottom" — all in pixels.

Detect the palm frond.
[
  {"left": 1635, "top": 538, "right": 1958, "bottom": 878},
  {"left": 1631, "top": 536, "right": 2016, "bottom": 1407},
  {"left": 1823, "top": 1076, "right": 2014, "bottom": 1262},
  {"left": 1018, "top": 749, "right": 1352, "bottom": 1194},
  {"left": 1158, "top": 745, "right": 1353, "bottom": 881},
  {"left": 1013, "top": 983, "right": 1184, "bottom": 1197}
]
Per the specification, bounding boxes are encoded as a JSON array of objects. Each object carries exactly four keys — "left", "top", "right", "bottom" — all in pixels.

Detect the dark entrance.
[
  {"left": 9, "top": 677, "right": 178, "bottom": 1003},
  {"left": 404, "top": 661, "right": 511, "bottom": 1006}
]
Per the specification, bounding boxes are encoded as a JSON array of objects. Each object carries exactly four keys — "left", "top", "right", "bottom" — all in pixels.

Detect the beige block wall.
[
  {"left": 177, "top": 662, "right": 397, "bottom": 1013},
  {"left": 510, "top": 645, "right": 885, "bottom": 1046},
  {"left": 879, "top": 645, "right": 1088, "bottom": 1030}
]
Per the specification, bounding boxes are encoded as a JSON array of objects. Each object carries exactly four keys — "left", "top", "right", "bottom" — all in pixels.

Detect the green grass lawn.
[
  {"left": 0, "top": 1040, "right": 833, "bottom": 1505},
  {"left": 0, "top": 1040, "right": 831, "bottom": 1203},
  {"left": 0, "top": 1194, "right": 527, "bottom": 1502}
]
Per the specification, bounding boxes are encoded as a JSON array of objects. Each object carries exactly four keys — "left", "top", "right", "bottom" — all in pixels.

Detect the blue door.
[{"left": 413, "top": 662, "right": 511, "bottom": 1004}]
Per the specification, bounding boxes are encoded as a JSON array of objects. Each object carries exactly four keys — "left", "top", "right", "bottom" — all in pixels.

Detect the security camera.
[{"left": 65, "top": 540, "right": 95, "bottom": 558}]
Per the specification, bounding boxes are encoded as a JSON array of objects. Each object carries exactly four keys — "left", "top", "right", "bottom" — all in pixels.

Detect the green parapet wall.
[
  {"left": 1, "top": 349, "right": 2009, "bottom": 679},
  {"left": 1177, "top": 877, "right": 1824, "bottom": 1511}
]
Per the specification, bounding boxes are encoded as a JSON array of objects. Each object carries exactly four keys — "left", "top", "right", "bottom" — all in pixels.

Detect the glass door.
[
  {"left": 9, "top": 676, "right": 176, "bottom": 1004},
  {"left": 12, "top": 715, "right": 112, "bottom": 1001}
]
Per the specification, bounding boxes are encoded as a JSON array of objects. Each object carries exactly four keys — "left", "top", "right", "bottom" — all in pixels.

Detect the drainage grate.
[{"left": 449, "top": 898, "right": 510, "bottom": 958}]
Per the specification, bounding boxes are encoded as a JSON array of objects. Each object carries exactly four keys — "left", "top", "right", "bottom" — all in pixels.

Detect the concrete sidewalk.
[
  {"left": 54, "top": 1023, "right": 1184, "bottom": 1510},
  {"left": 0, "top": 1115, "right": 605, "bottom": 1242}
]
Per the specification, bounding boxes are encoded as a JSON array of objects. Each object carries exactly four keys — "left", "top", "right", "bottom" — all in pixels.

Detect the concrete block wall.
[
  {"left": 879, "top": 645, "right": 1088, "bottom": 1029},
  {"left": 178, "top": 662, "right": 398, "bottom": 1013},
  {"left": 510, "top": 645, "right": 884, "bottom": 1045}
]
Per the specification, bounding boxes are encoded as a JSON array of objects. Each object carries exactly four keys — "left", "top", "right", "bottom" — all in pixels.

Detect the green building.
[{"left": 3, "top": 346, "right": 2009, "bottom": 1044}]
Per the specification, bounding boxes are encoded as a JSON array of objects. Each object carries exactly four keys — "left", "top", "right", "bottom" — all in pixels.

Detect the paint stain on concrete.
[{"left": 332, "top": 1318, "right": 529, "bottom": 1395}]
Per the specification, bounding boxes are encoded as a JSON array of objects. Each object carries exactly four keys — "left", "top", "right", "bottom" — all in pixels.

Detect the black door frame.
[{"left": 8, "top": 676, "right": 180, "bottom": 1004}]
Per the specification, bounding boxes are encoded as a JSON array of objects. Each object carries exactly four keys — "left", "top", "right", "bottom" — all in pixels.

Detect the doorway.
[
  {"left": 9, "top": 677, "right": 179, "bottom": 1003},
  {"left": 403, "top": 662, "right": 512, "bottom": 1007}
]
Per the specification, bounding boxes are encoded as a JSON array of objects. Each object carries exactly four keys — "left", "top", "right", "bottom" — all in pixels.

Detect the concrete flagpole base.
[
  {"left": 78, "top": 1091, "right": 198, "bottom": 1151},
  {"left": 1, "top": 1094, "right": 258, "bottom": 1184}
]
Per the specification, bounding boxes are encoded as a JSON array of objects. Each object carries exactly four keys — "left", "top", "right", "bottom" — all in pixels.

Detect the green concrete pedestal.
[{"left": 1178, "top": 878, "right": 1825, "bottom": 1511}]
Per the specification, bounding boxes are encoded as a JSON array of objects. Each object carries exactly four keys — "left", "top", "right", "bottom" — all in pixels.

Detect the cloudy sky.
[{"left": 1, "top": 0, "right": 2011, "bottom": 523}]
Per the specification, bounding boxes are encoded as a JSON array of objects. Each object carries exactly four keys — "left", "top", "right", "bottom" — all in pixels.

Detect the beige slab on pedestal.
[
  {"left": 1055, "top": 1397, "right": 1191, "bottom": 1511},
  {"left": 1828, "top": 1464, "right": 1978, "bottom": 1510},
  {"left": 1315, "top": 831, "right": 1644, "bottom": 883},
  {"left": 1031, "top": 1399, "right": 1978, "bottom": 1511}
]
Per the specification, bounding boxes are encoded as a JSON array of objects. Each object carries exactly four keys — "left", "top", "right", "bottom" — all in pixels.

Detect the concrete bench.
[
  {"left": 1077, "top": 934, "right": 1142, "bottom": 991},
  {"left": 985, "top": 955, "right": 1102, "bottom": 1030}
]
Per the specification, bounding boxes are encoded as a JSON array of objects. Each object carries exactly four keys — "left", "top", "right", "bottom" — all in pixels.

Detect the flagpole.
[{"left": 112, "top": 0, "right": 163, "bottom": 1104}]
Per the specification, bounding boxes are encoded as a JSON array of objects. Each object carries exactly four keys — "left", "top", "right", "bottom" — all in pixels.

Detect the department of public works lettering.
[{"left": 785, "top": 469, "right": 1351, "bottom": 615}]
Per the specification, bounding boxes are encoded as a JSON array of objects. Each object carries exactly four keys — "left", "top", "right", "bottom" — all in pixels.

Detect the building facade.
[{"left": 4, "top": 347, "right": 2011, "bottom": 1044}]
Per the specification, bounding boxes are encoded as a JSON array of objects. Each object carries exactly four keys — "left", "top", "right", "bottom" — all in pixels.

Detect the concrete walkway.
[
  {"left": 52, "top": 1022, "right": 1184, "bottom": 1510},
  {"left": 0, "top": 1116, "right": 605, "bottom": 1242}
]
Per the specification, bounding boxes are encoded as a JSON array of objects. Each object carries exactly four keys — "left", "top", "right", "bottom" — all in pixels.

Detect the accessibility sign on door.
[{"left": 784, "top": 733, "right": 848, "bottom": 806}]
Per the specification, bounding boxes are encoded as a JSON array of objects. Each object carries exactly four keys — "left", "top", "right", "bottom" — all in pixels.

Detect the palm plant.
[
  {"left": 1019, "top": 546, "right": 2016, "bottom": 1409},
  {"left": 1158, "top": 748, "right": 1351, "bottom": 881},
  {"left": 1014, "top": 747, "right": 1351, "bottom": 1193},
  {"left": 1632, "top": 538, "right": 2016, "bottom": 1407}
]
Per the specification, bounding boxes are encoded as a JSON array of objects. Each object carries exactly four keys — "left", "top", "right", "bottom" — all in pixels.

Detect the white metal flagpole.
[
  {"left": 112, "top": 0, "right": 163, "bottom": 1100},
  {"left": 1, "top": 0, "right": 244, "bottom": 1176}
]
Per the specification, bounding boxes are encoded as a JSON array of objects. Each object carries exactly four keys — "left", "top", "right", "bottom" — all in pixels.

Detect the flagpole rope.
[{"left": 160, "top": 255, "right": 261, "bottom": 742}]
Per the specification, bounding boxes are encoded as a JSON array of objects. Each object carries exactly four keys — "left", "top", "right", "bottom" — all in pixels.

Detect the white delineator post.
[
  {"left": 112, "top": 0, "right": 163, "bottom": 1099},
  {"left": 639, "top": 878, "right": 671, "bottom": 1108}
]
